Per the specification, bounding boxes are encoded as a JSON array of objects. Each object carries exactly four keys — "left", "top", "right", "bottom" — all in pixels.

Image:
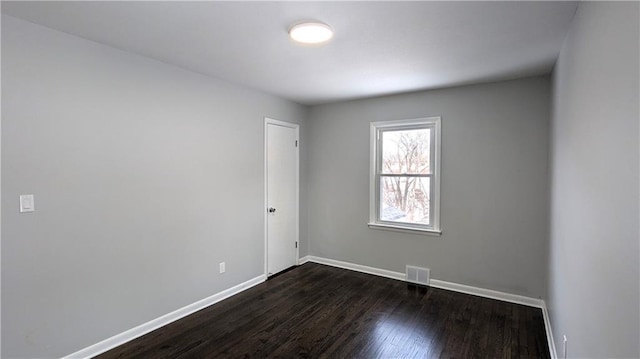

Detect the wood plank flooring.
[{"left": 98, "top": 263, "right": 549, "bottom": 359}]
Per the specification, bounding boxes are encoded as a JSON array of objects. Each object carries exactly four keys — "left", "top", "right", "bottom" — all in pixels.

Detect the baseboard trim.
[
  {"left": 298, "top": 255, "right": 311, "bottom": 265},
  {"left": 63, "top": 274, "right": 266, "bottom": 359},
  {"left": 302, "top": 255, "right": 543, "bottom": 307},
  {"left": 301, "top": 255, "right": 555, "bottom": 358},
  {"left": 301, "top": 255, "right": 405, "bottom": 281},
  {"left": 429, "top": 279, "right": 543, "bottom": 308},
  {"left": 541, "top": 302, "right": 558, "bottom": 359},
  {"left": 64, "top": 257, "right": 556, "bottom": 359}
]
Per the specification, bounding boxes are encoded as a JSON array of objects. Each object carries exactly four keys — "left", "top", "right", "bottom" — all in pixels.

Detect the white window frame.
[{"left": 368, "top": 117, "right": 442, "bottom": 235}]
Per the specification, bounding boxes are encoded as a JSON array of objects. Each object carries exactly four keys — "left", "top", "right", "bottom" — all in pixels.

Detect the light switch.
[{"left": 20, "top": 194, "right": 35, "bottom": 213}]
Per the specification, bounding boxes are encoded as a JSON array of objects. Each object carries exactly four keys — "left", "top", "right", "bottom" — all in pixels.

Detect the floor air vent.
[{"left": 406, "top": 265, "right": 430, "bottom": 286}]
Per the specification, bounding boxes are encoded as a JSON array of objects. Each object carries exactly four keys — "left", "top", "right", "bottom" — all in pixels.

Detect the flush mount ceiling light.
[{"left": 289, "top": 22, "right": 334, "bottom": 44}]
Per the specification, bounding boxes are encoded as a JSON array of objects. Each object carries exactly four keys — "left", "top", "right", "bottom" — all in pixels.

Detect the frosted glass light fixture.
[{"left": 289, "top": 22, "right": 333, "bottom": 44}]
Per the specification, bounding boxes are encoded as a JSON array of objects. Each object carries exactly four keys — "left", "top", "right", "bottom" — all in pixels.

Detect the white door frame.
[{"left": 264, "top": 117, "right": 300, "bottom": 277}]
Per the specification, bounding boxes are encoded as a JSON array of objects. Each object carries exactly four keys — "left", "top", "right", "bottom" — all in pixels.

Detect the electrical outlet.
[
  {"left": 219, "top": 262, "right": 226, "bottom": 274},
  {"left": 563, "top": 335, "right": 568, "bottom": 359},
  {"left": 19, "top": 194, "right": 35, "bottom": 213}
]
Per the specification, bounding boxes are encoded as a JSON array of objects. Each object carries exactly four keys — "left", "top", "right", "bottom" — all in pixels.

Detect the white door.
[{"left": 265, "top": 118, "right": 298, "bottom": 276}]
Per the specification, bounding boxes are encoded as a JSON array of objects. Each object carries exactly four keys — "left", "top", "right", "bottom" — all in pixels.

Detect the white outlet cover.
[{"left": 19, "top": 194, "right": 35, "bottom": 213}]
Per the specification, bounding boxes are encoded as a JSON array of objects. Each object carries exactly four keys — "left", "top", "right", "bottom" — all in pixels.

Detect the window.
[{"left": 369, "top": 117, "right": 441, "bottom": 234}]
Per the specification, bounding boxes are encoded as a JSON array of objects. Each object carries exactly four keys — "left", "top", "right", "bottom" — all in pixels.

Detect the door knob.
[{"left": 268, "top": 207, "right": 276, "bottom": 213}]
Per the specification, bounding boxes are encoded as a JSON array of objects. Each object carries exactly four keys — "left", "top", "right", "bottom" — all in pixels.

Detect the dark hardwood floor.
[{"left": 98, "top": 263, "right": 549, "bottom": 359}]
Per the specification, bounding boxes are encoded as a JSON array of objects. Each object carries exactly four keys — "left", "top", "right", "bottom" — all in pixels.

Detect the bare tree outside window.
[{"left": 380, "top": 128, "right": 431, "bottom": 225}]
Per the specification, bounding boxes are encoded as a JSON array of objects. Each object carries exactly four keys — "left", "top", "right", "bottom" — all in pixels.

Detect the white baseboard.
[
  {"left": 541, "top": 303, "right": 558, "bottom": 359},
  {"left": 302, "top": 255, "right": 543, "bottom": 307},
  {"left": 64, "top": 257, "right": 557, "bottom": 359},
  {"left": 300, "top": 255, "right": 555, "bottom": 358},
  {"left": 300, "top": 255, "right": 405, "bottom": 281},
  {"left": 63, "top": 274, "right": 266, "bottom": 359},
  {"left": 429, "top": 279, "right": 543, "bottom": 308}
]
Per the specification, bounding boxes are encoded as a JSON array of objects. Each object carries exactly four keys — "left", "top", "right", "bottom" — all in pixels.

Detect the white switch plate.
[
  {"left": 19, "top": 194, "right": 35, "bottom": 213},
  {"left": 219, "top": 262, "right": 226, "bottom": 274}
]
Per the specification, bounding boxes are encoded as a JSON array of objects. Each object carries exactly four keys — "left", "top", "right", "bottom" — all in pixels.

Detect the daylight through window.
[{"left": 369, "top": 117, "right": 441, "bottom": 234}]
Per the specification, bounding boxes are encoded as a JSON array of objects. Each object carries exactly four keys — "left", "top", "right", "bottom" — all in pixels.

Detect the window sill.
[{"left": 367, "top": 223, "right": 442, "bottom": 236}]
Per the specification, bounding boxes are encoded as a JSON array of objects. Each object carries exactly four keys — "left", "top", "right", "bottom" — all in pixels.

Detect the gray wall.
[
  {"left": 307, "top": 76, "right": 551, "bottom": 298},
  {"left": 1, "top": 15, "right": 308, "bottom": 358},
  {"left": 548, "top": 2, "right": 639, "bottom": 358}
]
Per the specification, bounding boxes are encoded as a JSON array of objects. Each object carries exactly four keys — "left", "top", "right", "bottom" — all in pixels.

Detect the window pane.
[
  {"left": 381, "top": 128, "right": 431, "bottom": 174},
  {"left": 379, "top": 176, "right": 430, "bottom": 225}
]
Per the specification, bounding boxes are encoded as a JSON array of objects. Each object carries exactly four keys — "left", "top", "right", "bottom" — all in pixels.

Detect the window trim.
[{"left": 368, "top": 117, "right": 442, "bottom": 235}]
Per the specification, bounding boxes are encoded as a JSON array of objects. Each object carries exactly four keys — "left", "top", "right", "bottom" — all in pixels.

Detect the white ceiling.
[{"left": 2, "top": 1, "right": 578, "bottom": 105}]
